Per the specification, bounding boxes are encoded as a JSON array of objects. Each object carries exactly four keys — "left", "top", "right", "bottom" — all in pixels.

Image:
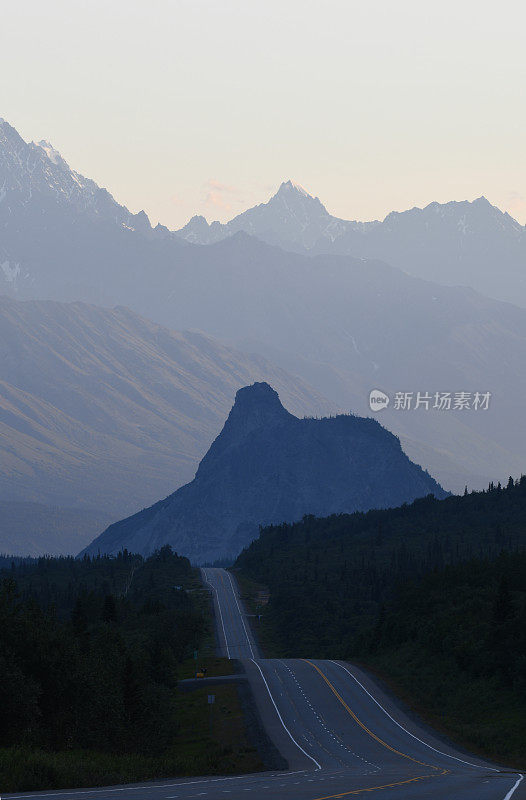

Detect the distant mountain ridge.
[
  {"left": 2, "top": 114, "right": 523, "bottom": 308},
  {"left": 175, "top": 182, "right": 526, "bottom": 308},
  {"left": 176, "top": 180, "right": 378, "bottom": 250},
  {"left": 82, "top": 382, "right": 448, "bottom": 564}
]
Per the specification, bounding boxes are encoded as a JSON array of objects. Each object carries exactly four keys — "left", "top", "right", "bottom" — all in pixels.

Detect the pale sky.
[{"left": 2, "top": 0, "right": 525, "bottom": 227}]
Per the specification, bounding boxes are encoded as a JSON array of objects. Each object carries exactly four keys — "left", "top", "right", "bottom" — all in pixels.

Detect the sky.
[{"left": 1, "top": 0, "right": 525, "bottom": 228}]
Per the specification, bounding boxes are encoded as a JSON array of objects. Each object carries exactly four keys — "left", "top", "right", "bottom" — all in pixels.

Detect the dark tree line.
[
  {"left": 236, "top": 476, "right": 526, "bottom": 656},
  {"left": 0, "top": 546, "right": 205, "bottom": 755},
  {"left": 235, "top": 477, "right": 526, "bottom": 764}
]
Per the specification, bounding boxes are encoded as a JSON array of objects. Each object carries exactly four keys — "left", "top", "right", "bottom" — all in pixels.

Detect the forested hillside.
[
  {"left": 0, "top": 548, "right": 210, "bottom": 790},
  {"left": 236, "top": 477, "right": 526, "bottom": 765}
]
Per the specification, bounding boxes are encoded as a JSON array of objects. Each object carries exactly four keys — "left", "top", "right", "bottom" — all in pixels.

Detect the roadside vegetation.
[
  {"left": 0, "top": 547, "right": 261, "bottom": 792},
  {"left": 235, "top": 476, "right": 526, "bottom": 767}
]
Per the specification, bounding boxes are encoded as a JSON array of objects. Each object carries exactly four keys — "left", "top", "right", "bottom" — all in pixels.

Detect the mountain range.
[
  {"left": 2, "top": 117, "right": 524, "bottom": 310},
  {"left": 0, "top": 295, "right": 330, "bottom": 553},
  {"left": 83, "top": 382, "right": 447, "bottom": 563},
  {"left": 1, "top": 117, "right": 525, "bottom": 512},
  {"left": 176, "top": 180, "right": 526, "bottom": 309}
]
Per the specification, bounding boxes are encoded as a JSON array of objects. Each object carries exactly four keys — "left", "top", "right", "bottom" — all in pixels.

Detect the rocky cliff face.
[{"left": 83, "top": 383, "right": 447, "bottom": 563}]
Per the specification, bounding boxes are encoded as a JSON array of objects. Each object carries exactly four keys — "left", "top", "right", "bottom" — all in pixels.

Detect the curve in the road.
[
  {"left": 200, "top": 567, "right": 524, "bottom": 800},
  {"left": 5, "top": 568, "right": 523, "bottom": 800}
]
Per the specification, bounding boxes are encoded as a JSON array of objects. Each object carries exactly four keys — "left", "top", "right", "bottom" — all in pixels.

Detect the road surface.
[{"left": 5, "top": 568, "right": 523, "bottom": 800}]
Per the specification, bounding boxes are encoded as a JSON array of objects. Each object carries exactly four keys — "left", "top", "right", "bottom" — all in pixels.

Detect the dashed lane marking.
[
  {"left": 303, "top": 660, "right": 440, "bottom": 772},
  {"left": 250, "top": 659, "right": 322, "bottom": 770}
]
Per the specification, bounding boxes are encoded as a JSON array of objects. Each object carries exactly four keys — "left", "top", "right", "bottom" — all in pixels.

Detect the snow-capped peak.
[
  {"left": 35, "top": 139, "right": 68, "bottom": 168},
  {"left": 279, "top": 179, "right": 312, "bottom": 199}
]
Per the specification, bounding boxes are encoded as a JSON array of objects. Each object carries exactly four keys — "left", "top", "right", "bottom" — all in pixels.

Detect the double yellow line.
[
  {"left": 311, "top": 772, "right": 443, "bottom": 799},
  {"left": 302, "top": 659, "right": 448, "bottom": 799}
]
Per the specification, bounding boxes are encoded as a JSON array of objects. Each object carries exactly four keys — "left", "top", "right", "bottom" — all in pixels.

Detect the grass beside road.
[
  {"left": 0, "top": 684, "right": 262, "bottom": 793},
  {"left": 177, "top": 655, "right": 236, "bottom": 680},
  {"left": 363, "top": 649, "right": 526, "bottom": 771},
  {"left": 230, "top": 570, "right": 277, "bottom": 657}
]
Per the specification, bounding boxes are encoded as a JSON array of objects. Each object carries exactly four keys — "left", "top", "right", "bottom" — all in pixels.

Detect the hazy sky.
[{"left": 2, "top": 0, "right": 525, "bottom": 227}]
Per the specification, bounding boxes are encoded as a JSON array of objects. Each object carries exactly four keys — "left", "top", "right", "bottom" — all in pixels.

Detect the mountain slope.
[
  {"left": 0, "top": 502, "right": 113, "bottom": 556},
  {"left": 0, "top": 296, "right": 331, "bottom": 525},
  {"left": 0, "top": 117, "right": 184, "bottom": 306},
  {"left": 83, "top": 382, "right": 447, "bottom": 563},
  {"left": 0, "top": 120, "right": 147, "bottom": 229}
]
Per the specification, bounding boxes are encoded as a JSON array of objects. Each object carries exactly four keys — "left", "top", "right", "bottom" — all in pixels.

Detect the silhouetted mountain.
[
  {"left": 0, "top": 296, "right": 331, "bottom": 532},
  {"left": 83, "top": 382, "right": 447, "bottom": 563}
]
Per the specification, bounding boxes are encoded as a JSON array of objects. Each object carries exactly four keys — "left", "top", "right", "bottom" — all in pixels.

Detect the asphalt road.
[
  {"left": 6, "top": 568, "right": 523, "bottom": 800},
  {"left": 201, "top": 567, "right": 260, "bottom": 660}
]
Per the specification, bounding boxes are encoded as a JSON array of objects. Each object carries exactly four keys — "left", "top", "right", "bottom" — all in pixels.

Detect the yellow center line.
[
  {"left": 302, "top": 659, "right": 442, "bottom": 773},
  {"left": 311, "top": 770, "right": 448, "bottom": 799}
]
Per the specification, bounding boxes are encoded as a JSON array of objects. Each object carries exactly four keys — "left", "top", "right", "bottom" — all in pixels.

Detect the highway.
[
  {"left": 198, "top": 568, "right": 525, "bottom": 800},
  {"left": 5, "top": 567, "right": 524, "bottom": 800}
]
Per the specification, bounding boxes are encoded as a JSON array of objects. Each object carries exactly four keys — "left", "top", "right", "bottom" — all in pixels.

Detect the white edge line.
[
  {"left": 331, "top": 660, "right": 508, "bottom": 774},
  {"left": 503, "top": 773, "right": 524, "bottom": 800},
  {"left": 226, "top": 570, "right": 256, "bottom": 659},
  {"left": 250, "top": 658, "right": 321, "bottom": 770},
  {"left": 200, "top": 568, "right": 231, "bottom": 659},
  {"left": 4, "top": 771, "right": 308, "bottom": 799}
]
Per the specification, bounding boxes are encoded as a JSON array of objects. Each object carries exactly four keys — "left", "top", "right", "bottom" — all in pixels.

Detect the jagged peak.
[
  {"left": 188, "top": 214, "right": 210, "bottom": 226},
  {"left": 270, "top": 180, "right": 329, "bottom": 216},
  {"left": 278, "top": 179, "right": 312, "bottom": 198}
]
